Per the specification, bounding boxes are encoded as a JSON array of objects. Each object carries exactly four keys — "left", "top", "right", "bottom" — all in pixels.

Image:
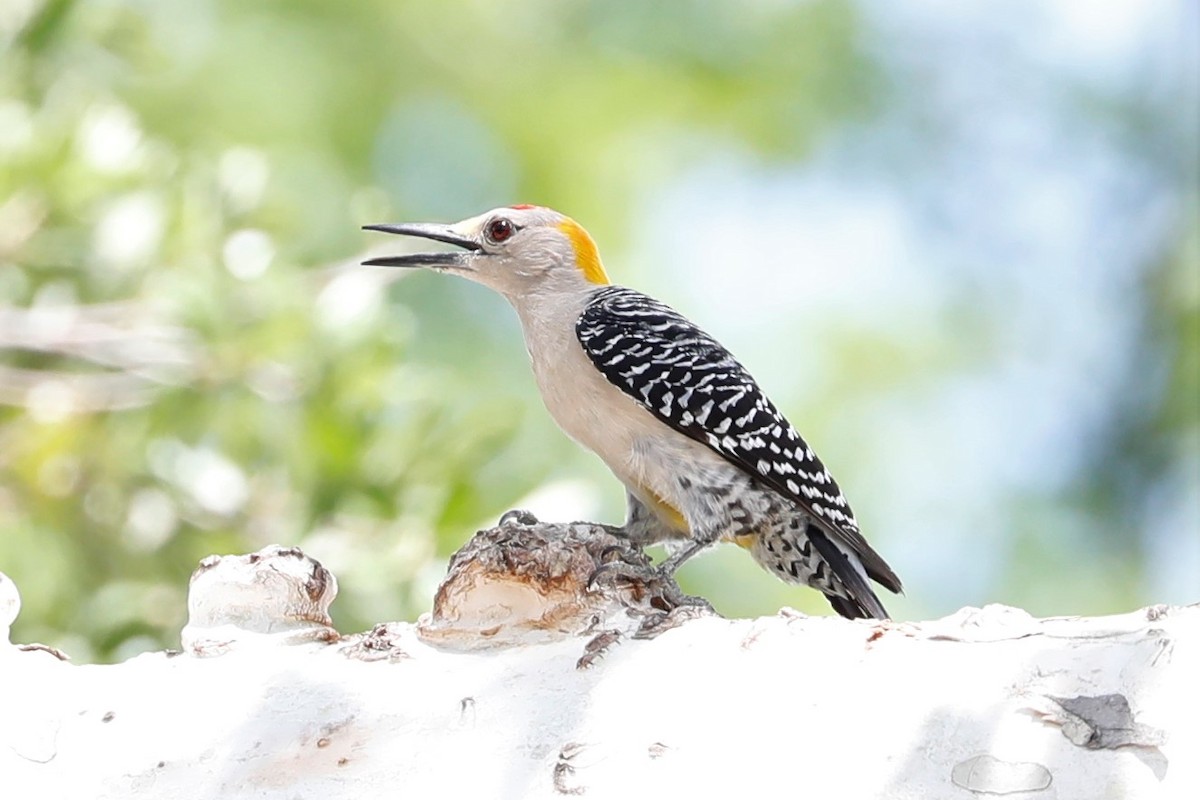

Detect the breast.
[
  {"left": 529, "top": 329, "right": 650, "bottom": 470},
  {"left": 514, "top": 291, "right": 717, "bottom": 506}
]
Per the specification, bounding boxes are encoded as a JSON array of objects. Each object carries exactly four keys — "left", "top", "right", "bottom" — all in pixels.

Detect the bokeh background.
[{"left": 1, "top": 0, "right": 1196, "bottom": 662}]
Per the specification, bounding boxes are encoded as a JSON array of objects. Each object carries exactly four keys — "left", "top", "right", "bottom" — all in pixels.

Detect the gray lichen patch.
[{"left": 1046, "top": 694, "right": 1167, "bottom": 750}]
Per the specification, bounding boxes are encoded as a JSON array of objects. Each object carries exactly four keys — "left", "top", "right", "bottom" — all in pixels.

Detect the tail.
[{"left": 806, "top": 525, "right": 892, "bottom": 620}]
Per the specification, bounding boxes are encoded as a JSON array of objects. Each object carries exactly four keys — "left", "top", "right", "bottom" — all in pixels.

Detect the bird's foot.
[
  {"left": 633, "top": 596, "right": 715, "bottom": 640},
  {"left": 586, "top": 558, "right": 661, "bottom": 593},
  {"left": 587, "top": 552, "right": 715, "bottom": 638},
  {"left": 576, "top": 590, "right": 713, "bottom": 668}
]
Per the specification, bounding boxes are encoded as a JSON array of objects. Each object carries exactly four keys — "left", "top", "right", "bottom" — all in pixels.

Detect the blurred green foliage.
[{"left": 1, "top": 0, "right": 1195, "bottom": 662}]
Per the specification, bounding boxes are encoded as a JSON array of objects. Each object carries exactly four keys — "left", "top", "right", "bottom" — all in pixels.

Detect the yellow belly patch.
[
  {"left": 730, "top": 533, "right": 758, "bottom": 551},
  {"left": 645, "top": 491, "right": 688, "bottom": 533}
]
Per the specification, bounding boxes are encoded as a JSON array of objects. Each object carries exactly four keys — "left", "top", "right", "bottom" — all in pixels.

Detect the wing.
[{"left": 576, "top": 286, "right": 901, "bottom": 594}]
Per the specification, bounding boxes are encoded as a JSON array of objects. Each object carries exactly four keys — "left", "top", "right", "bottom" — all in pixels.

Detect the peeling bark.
[{"left": 1, "top": 519, "right": 1195, "bottom": 799}]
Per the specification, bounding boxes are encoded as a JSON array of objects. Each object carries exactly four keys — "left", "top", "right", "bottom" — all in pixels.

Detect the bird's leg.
[
  {"left": 620, "top": 488, "right": 677, "bottom": 548},
  {"left": 591, "top": 506, "right": 722, "bottom": 589},
  {"left": 590, "top": 541, "right": 721, "bottom": 616},
  {"left": 656, "top": 524, "right": 722, "bottom": 576}
]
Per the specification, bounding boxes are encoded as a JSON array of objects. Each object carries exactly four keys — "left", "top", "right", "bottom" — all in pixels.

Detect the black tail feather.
[
  {"left": 827, "top": 594, "right": 873, "bottom": 620},
  {"left": 807, "top": 525, "right": 890, "bottom": 620}
]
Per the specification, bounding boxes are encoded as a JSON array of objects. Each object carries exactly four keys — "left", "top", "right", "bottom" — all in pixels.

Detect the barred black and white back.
[{"left": 576, "top": 285, "right": 902, "bottom": 617}]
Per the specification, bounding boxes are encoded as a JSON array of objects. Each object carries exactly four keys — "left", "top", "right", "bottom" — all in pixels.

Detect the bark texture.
[{"left": 0, "top": 519, "right": 1194, "bottom": 799}]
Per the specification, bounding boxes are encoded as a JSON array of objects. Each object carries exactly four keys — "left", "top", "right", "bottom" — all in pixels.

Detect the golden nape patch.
[{"left": 557, "top": 219, "right": 610, "bottom": 285}]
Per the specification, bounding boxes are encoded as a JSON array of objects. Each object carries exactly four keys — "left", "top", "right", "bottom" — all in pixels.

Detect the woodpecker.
[{"left": 364, "top": 206, "right": 902, "bottom": 619}]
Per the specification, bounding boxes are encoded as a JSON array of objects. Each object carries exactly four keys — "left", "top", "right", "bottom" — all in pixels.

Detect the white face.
[{"left": 364, "top": 205, "right": 609, "bottom": 298}]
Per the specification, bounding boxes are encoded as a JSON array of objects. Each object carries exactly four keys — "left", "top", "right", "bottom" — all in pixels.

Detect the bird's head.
[{"left": 363, "top": 205, "right": 610, "bottom": 298}]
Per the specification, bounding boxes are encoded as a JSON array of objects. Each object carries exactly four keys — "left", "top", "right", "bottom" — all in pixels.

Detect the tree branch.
[{"left": 0, "top": 518, "right": 1194, "bottom": 798}]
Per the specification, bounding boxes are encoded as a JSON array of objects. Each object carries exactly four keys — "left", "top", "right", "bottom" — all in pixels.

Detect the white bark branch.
[
  {"left": 1, "top": 520, "right": 1195, "bottom": 799},
  {"left": 0, "top": 303, "right": 196, "bottom": 411}
]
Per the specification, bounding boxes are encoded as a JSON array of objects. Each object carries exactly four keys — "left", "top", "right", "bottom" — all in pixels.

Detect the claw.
[
  {"left": 587, "top": 560, "right": 661, "bottom": 592},
  {"left": 498, "top": 508, "right": 539, "bottom": 527},
  {"left": 597, "top": 544, "right": 638, "bottom": 565},
  {"left": 632, "top": 600, "right": 714, "bottom": 639}
]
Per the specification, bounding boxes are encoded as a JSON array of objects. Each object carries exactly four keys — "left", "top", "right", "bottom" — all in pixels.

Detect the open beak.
[{"left": 361, "top": 223, "right": 481, "bottom": 270}]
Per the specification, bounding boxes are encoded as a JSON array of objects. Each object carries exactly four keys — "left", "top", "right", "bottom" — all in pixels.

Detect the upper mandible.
[{"left": 364, "top": 205, "right": 610, "bottom": 296}]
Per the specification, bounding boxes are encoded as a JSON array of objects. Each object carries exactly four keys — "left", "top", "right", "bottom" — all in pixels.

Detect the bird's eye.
[{"left": 486, "top": 218, "right": 515, "bottom": 243}]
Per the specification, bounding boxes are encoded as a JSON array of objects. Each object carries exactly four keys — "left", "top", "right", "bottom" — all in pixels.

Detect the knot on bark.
[{"left": 418, "top": 517, "right": 711, "bottom": 651}]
